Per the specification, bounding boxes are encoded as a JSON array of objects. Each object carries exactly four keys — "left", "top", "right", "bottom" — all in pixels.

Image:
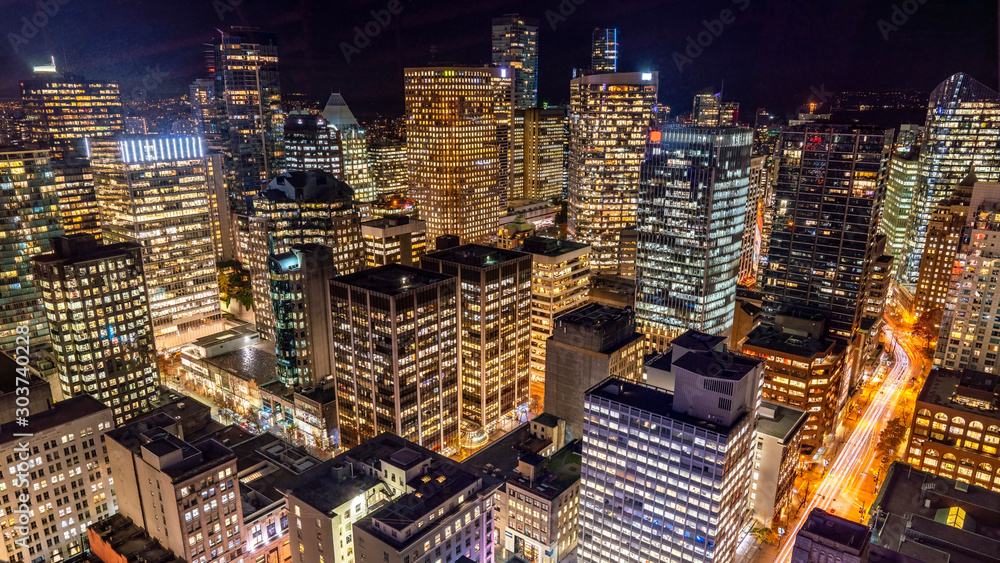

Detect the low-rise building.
[
  {"left": 179, "top": 324, "right": 273, "bottom": 422},
  {"left": 752, "top": 403, "right": 807, "bottom": 527},
  {"left": 88, "top": 514, "right": 185, "bottom": 563},
  {"left": 361, "top": 215, "right": 428, "bottom": 267},
  {"left": 0, "top": 353, "right": 53, "bottom": 423}
]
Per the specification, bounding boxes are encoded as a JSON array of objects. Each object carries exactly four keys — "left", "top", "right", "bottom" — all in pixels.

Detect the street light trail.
[{"left": 773, "top": 326, "right": 917, "bottom": 562}]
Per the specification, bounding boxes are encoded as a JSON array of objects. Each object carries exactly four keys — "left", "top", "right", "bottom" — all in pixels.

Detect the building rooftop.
[
  {"left": 89, "top": 514, "right": 184, "bottom": 563},
  {"left": 332, "top": 264, "right": 453, "bottom": 296},
  {"left": 672, "top": 349, "right": 761, "bottom": 381},
  {"left": 756, "top": 403, "right": 808, "bottom": 443},
  {"left": 232, "top": 433, "right": 322, "bottom": 517},
  {"left": 506, "top": 441, "right": 582, "bottom": 501},
  {"left": 422, "top": 244, "right": 528, "bottom": 268},
  {"left": 555, "top": 302, "right": 632, "bottom": 330},
  {"left": 202, "top": 344, "right": 280, "bottom": 385},
  {"left": 259, "top": 170, "right": 354, "bottom": 205},
  {"left": 871, "top": 462, "right": 1000, "bottom": 563},
  {"left": 0, "top": 355, "right": 48, "bottom": 395},
  {"left": 917, "top": 368, "right": 1000, "bottom": 417},
  {"left": 520, "top": 236, "right": 589, "bottom": 258},
  {"left": 586, "top": 378, "right": 744, "bottom": 436},
  {"left": 361, "top": 215, "right": 425, "bottom": 230},
  {"left": 743, "top": 323, "right": 838, "bottom": 360},
  {"left": 671, "top": 330, "right": 726, "bottom": 352},
  {"left": 0, "top": 395, "right": 109, "bottom": 446},
  {"left": 463, "top": 422, "right": 555, "bottom": 481},
  {"left": 796, "top": 508, "right": 870, "bottom": 554},
  {"left": 187, "top": 322, "right": 259, "bottom": 352},
  {"left": 32, "top": 234, "right": 140, "bottom": 265},
  {"left": 107, "top": 413, "right": 237, "bottom": 483}
]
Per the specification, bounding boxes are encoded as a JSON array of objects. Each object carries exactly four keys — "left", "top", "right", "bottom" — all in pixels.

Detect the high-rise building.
[
  {"left": 881, "top": 147, "right": 920, "bottom": 280},
  {"left": 215, "top": 27, "right": 283, "bottom": 215},
  {"left": 361, "top": 215, "right": 427, "bottom": 267},
  {"left": 739, "top": 156, "right": 768, "bottom": 287},
  {"left": 369, "top": 140, "right": 408, "bottom": 196},
  {"left": 282, "top": 110, "right": 343, "bottom": 177},
  {"left": 492, "top": 14, "right": 539, "bottom": 109},
  {"left": 0, "top": 146, "right": 64, "bottom": 352},
  {"left": 93, "top": 136, "right": 222, "bottom": 348},
  {"left": 752, "top": 108, "right": 779, "bottom": 156},
  {"left": 20, "top": 67, "right": 124, "bottom": 161},
  {"left": 405, "top": 66, "right": 507, "bottom": 246},
  {"left": 521, "top": 236, "right": 591, "bottom": 384},
  {"left": 635, "top": 125, "right": 752, "bottom": 350},
  {"left": 421, "top": 245, "right": 532, "bottom": 435},
  {"left": 580, "top": 358, "right": 761, "bottom": 563},
  {"left": 246, "top": 170, "right": 365, "bottom": 341},
  {"left": 590, "top": 28, "right": 618, "bottom": 73},
  {"left": 322, "top": 93, "right": 376, "bottom": 203},
  {"left": 53, "top": 158, "right": 100, "bottom": 238},
  {"left": 693, "top": 91, "right": 720, "bottom": 125},
  {"left": 189, "top": 78, "right": 223, "bottom": 146},
  {"left": 901, "top": 73, "right": 1000, "bottom": 285},
  {"left": 269, "top": 244, "right": 336, "bottom": 387},
  {"left": 331, "top": 266, "right": 460, "bottom": 452},
  {"left": 510, "top": 107, "right": 568, "bottom": 201},
  {"left": 762, "top": 123, "right": 893, "bottom": 341},
  {"left": 912, "top": 173, "right": 974, "bottom": 320},
  {"left": 33, "top": 235, "right": 159, "bottom": 424},
  {"left": 568, "top": 72, "right": 658, "bottom": 273},
  {"left": 107, "top": 411, "right": 246, "bottom": 563},
  {"left": 543, "top": 303, "right": 645, "bottom": 438},
  {"left": 0, "top": 395, "right": 115, "bottom": 563}
]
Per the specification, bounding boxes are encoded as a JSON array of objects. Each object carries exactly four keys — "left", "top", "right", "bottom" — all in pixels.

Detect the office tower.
[
  {"left": 692, "top": 90, "right": 720, "bottom": 125},
  {"left": 580, "top": 363, "right": 761, "bottom": 563},
  {"left": 189, "top": 78, "right": 223, "bottom": 145},
  {"left": 34, "top": 235, "right": 159, "bottom": 424},
  {"left": 107, "top": 411, "right": 245, "bottom": 563},
  {"left": 751, "top": 403, "right": 807, "bottom": 527},
  {"left": 306, "top": 433, "right": 501, "bottom": 563},
  {"left": 246, "top": 170, "right": 365, "bottom": 341},
  {"left": 739, "top": 156, "right": 767, "bottom": 286},
  {"left": 405, "top": 67, "right": 507, "bottom": 246},
  {"left": 634, "top": 125, "right": 752, "bottom": 350},
  {"left": 762, "top": 123, "right": 892, "bottom": 341},
  {"left": 369, "top": 139, "right": 408, "bottom": 195},
  {"left": 322, "top": 93, "right": 376, "bottom": 203},
  {"left": 903, "top": 367, "right": 1000, "bottom": 487},
  {"left": 282, "top": 110, "right": 343, "bottom": 177},
  {"left": 742, "top": 312, "right": 846, "bottom": 450},
  {"left": 269, "top": 244, "right": 336, "bottom": 387},
  {"left": 93, "top": 136, "right": 222, "bottom": 348},
  {"left": 590, "top": 28, "right": 618, "bottom": 73},
  {"left": 421, "top": 245, "right": 532, "bottom": 435},
  {"left": 936, "top": 185, "right": 1000, "bottom": 372},
  {"left": 543, "top": 304, "right": 644, "bottom": 438},
  {"left": 361, "top": 215, "right": 427, "bottom": 267},
  {"left": 215, "top": 27, "right": 283, "bottom": 215},
  {"left": 902, "top": 73, "right": 1000, "bottom": 285},
  {"left": 0, "top": 147, "right": 64, "bottom": 352},
  {"left": 881, "top": 148, "right": 920, "bottom": 280},
  {"left": 491, "top": 14, "right": 539, "bottom": 109},
  {"left": 205, "top": 150, "right": 235, "bottom": 261},
  {"left": 331, "top": 266, "right": 460, "bottom": 451},
  {"left": 871, "top": 463, "right": 1000, "bottom": 561},
  {"left": 0, "top": 395, "right": 115, "bottom": 563},
  {"left": 464, "top": 418, "right": 580, "bottom": 563},
  {"left": 752, "top": 108, "right": 779, "bottom": 156},
  {"left": 720, "top": 102, "right": 740, "bottom": 126},
  {"left": 511, "top": 107, "right": 568, "bottom": 201},
  {"left": 912, "top": 173, "right": 974, "bottom": 320},
  {"left": 522, "top": 236, "right": 591, "bottom": 384},
  {"left": 20, "top": 66, "right": 124, "bottom": 160},
  {"left": 568, "top": 72, "right": 658, "bottom": 273},
  {"left": 863, "top": 250, "right": 893, "bottom": 325}
]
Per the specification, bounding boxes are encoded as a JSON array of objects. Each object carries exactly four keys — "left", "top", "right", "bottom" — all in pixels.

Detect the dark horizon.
[{"left": 0, "top": 0, "right": 996, "bottom": 121}]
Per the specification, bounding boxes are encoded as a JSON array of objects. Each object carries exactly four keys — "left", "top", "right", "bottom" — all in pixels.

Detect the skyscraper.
[
  {"left": 693, "top": 90, "right": 720, "bottom": 125},
  {"left": 568, "top": 71, "right": 658, "bottom": 273},
  {"left": 93, "top": 136, "right": 222, "bottom": 348},
  {"left": 635, "top": 125, "right": 753, "bottom": 350},
  {"left": 282, "top": 110, "right": 343, "bottom": 177},
  {"left": 421, "top": 245, "right": 532, "bottom": 436},
  {"left": 491, "top": 14, "right": 539, "bottom": 108},
  {"left": 189, "top": 77, "right": 223, "bottom": 146},
  {"left": 330, "top": 265, "right": 460, "bottom": 452},
  {"left": 368, "top": 139, "right": 408, "bottom": 195},
  {"left": 762, "top": 123, "right": 893, "bottom": 341},
  {"left": 511, "top": 107, "right": 569, "bottom": 201},
  {"left": 404, "top": 66, "right": 507, "bottom": 246},
  {"left": 901, "top": 72, "right": 1000, "bottom": 285},
  {"left": 0, "top": 146, "right": 64, "bottom": 352},
  {"left": 912, "top": 172, "right": 974, "bottom": 320},
  {"left": 580, "top": 351, "right": 761, "bottom": 563},
  {"left": 246, "top": 170, "right": 365, "bottom": 341},
  {"left": 322, "top": 93, "right": 376, "bottom": 202},
  {"left": 739, "top": 156, "right": 768, "bottom": 287},
  {"left": 215, "top": 27, "right": 283, "bottom": 215},
  {"left": 33, "top": 234, "right": 159, "bottom": 424},
  {"left": 590, "top": 28, "right": 618, "bottom": 73},
  {"left": 361, "top": 214, "right": 427, "bottom": 267},
  {"left": 881, "top": 147, "right": 920, "bottom": 280}
]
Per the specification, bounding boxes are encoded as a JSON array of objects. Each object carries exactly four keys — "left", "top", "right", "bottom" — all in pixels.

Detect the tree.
[
  {"left": 875, "top": 417, "right": 908, "bottom": 469},
  {"left": 218, "top": 260, "right": 253, "bottom": 310},
  {"left": 750, "top": 524, "right": 778, "bottom": 545}
]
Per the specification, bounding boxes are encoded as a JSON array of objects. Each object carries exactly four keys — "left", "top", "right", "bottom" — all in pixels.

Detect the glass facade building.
[
  {"left": 322, "top": 93, "right": 376, "bottom": 203},
  {"left": 590, "top": 28, "right": 618, "bottom": 73},
  {"left": 568, "top": 71, "right": 657, "bottom": 273},
  {"left": 882, "top": 148, "right": 920, "bottom": 281},
  {"left": 635, "top": 125, "right": 752, "bottom": 350},
  {"left": 282, "top": 110, "right": 343, "bottom": 177},
  {"left": 491, "top": 14, "right": 539, "bottom": 109}
]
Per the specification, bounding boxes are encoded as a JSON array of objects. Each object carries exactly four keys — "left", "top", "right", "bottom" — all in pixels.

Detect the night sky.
[{"left": 0, "top": 0, "right": 996, "bottom": 121}]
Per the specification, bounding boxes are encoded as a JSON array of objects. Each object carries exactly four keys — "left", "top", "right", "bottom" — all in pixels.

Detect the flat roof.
[
  {"left": 798, "top": 508, "right": 870, "bottom": 553},
  {"left": 672, "top": 350, "right": 761, "bottom": 381},
  {"left": 0, "top": 395, "right": 109, "bottom": 445},
  {"left": 463, "top": 423, "right": 554, "bottom": 481},
  {"left": 189, "top": 322, "right": 258, "bottom": 349},
  {"left": 0, "top": 353, "right": 48, "bottom": 393},
  {"left": 917, "top": 368, "right": 1000, "bottom": 416},
  {"left": 508, "top": 441, "right": 582, "bottom": 501},
  {"left": 422, "top": 244, "right": 528, "bottom": 268},
  {"left": 672, "top": 330, "right": 726, "bottom": 353},
  {"left": 555, "top": 302, "right": 632, "bottom": 328},
  {"left": 757, "top": 403, "right": 808, "bottom": 442},
  {"left": 586, "top": 378, "right": 743, "bottom": 435},
  {"left": 332, "top": 264, "right": 453, "bottom": 296},
  {"left": 744, "top": 324, "right": 837, "bottom": 359},
  {"left": 202, "top": 345, "right": 279, "bottom": 385}
]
